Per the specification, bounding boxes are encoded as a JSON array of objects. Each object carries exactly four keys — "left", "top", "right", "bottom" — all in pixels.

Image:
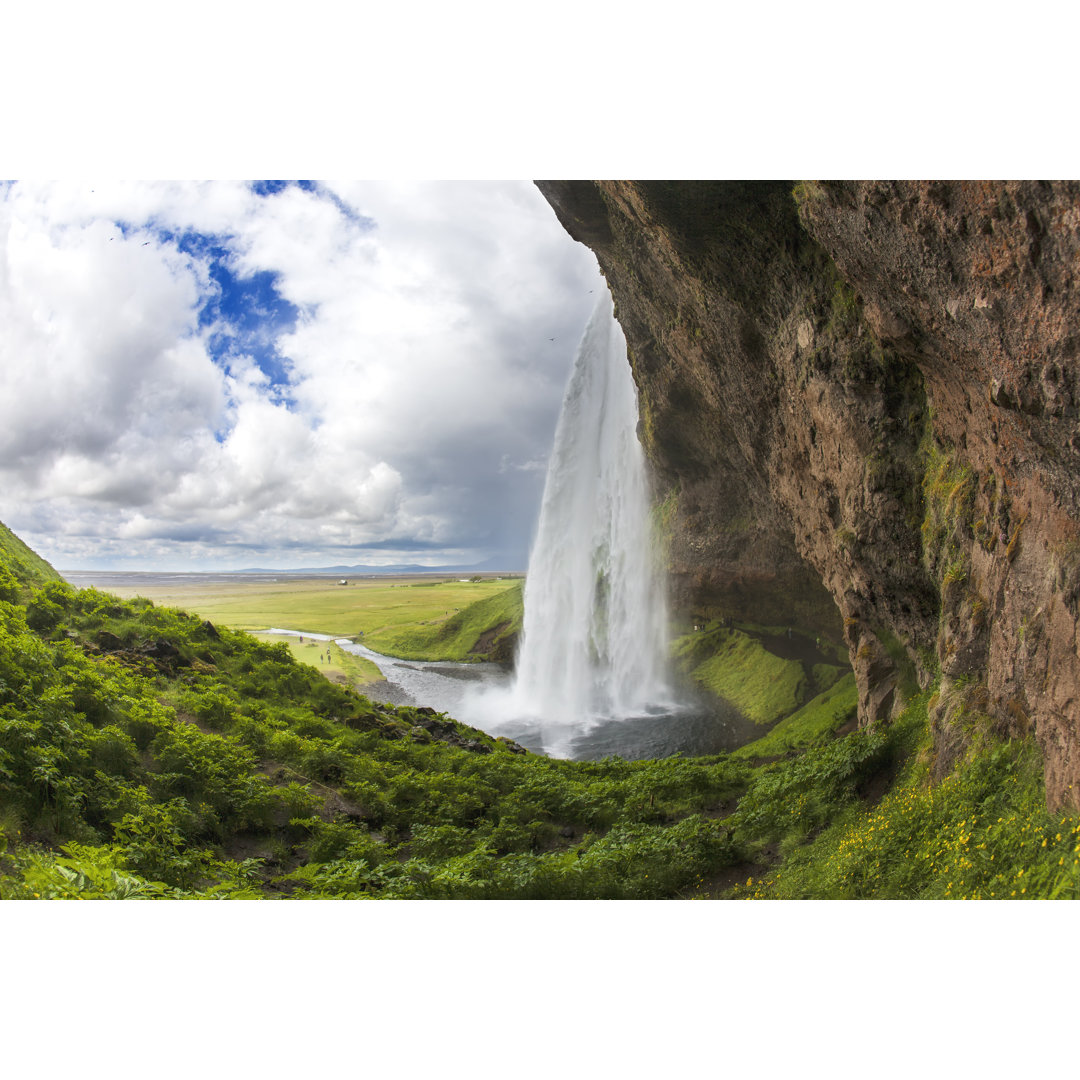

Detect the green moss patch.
[{"left": 811, "top": 663, "right": 843, "bottom": 694}]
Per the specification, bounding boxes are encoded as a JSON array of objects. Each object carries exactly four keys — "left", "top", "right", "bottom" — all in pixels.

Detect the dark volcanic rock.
[
  {"left": 138, "top": 638, "right": 181, "bottom": 660},
  {"left": 537, "top": 180, "right": 1080, "bottom": 812}
]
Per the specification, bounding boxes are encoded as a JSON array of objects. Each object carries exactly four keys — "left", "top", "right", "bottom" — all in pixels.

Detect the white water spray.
[{"left": 463, "top": 290, "right": 672, "bottom": 754}]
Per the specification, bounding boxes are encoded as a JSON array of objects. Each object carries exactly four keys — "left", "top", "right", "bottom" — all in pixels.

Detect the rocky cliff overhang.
[{"left": 537, "top": 180, "right": 1080, "bottom": 812}]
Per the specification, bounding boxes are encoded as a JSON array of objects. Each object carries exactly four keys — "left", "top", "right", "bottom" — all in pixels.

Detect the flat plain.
[{"left": 98, "top": 572, "right": 520, "bottom": 642}]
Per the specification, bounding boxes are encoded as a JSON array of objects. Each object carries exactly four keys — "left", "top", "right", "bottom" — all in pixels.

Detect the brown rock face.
[{"left": 536, "top": 179, "right": 1080, "bottom": 812}]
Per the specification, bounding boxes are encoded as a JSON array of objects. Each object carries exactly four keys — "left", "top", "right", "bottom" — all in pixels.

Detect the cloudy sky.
[{"left": 0, "top": 180, "right": 605, "bottom": 571}]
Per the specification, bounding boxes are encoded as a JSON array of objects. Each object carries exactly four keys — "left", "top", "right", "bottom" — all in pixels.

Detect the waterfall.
[
  {"left": 459, "top": 289, "right": 672, "bottom": 755},
  {"left": 515, "top": 288, "right": 670, "bottom": 727}
]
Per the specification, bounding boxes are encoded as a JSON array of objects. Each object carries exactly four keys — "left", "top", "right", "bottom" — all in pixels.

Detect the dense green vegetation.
[
  {"left": 0, "top": 555, "right": 747, "bottom": 898},
  {"left": 0, "top": 521, "right": 62, "bottom": 588},
  {"left": 1, "top": 527, "right": 1076, "bottom": 900},
  {"left": 731, "top": 695, "right": 1080, "bottom": 899}
]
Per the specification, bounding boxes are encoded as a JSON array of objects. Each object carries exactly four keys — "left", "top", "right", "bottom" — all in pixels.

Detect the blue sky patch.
[
  {"left": 250, "top": 180, "right": 291, "bottom": 197},
  {"left": 250, "top": 179, "right": 316, "bottom": 198},
  {"left": 150, "top": 226, "right": 303, "bottom": 397}
]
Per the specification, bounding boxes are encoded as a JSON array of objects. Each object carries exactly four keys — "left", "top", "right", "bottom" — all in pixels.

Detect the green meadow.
[
  {"left": 103, "top": 575, "right": 523, "bottom": 660},
  {"left": 248, "top": 633, "right": 385, "bottom": 690}
]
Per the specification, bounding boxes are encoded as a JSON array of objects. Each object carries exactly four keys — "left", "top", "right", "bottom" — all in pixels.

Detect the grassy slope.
[
  {"left": 0, "top": 521, "right": 62, "bottom": 588},
  {"left": 733, "top": 672, "right": 857, "bottom": 759},
  {"left": 672, "top": 624, "right": 809, "bottom": 725},
  {"left": 0, "top": 576, "right": 750, "bottom": 899},
  {"left": 730, "top": 694, "right": 1080, "bottom": 900},
  {"left": 363, "top": 580, "right": 523, "bottom": 661}
]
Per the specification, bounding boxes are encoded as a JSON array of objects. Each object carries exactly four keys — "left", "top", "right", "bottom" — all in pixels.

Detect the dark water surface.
[{"left": 553, "top": 698, "right": 760, "bottom": 762}]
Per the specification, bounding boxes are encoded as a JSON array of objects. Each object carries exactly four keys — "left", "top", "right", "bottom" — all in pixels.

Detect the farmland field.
[{"left": 83, "top": 572, "right": 523, "bottom": 657}]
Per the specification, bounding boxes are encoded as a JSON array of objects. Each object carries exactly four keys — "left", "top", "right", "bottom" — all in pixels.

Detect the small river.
[{"left": 267, "top": 629, "right": 760, "bottom": 761}]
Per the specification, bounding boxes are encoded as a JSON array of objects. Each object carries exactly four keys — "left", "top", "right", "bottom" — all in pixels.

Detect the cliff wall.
[{"left": 537, "top": 180, "right": 1080, "bottom": 812}]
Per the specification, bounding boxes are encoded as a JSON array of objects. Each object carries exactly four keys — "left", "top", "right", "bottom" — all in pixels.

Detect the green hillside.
[
  {"left": 0, "top": 520, "right": 62, "bottom": 589},
  {"left": 1, "top": 522, "right": 1078, "bottom": 900},
  {"left": 363, "top": 580, "right": 523, "bottom": 661}
]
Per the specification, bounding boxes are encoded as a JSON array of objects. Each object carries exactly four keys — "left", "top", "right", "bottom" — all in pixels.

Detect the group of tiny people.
[{"left": 298, "top": 635, "right": 333, "bottom": 665}]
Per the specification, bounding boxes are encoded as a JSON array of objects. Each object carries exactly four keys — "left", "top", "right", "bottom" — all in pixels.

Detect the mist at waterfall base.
[{"left": 430, "top": 290, "right": 755, "bottom": 760}]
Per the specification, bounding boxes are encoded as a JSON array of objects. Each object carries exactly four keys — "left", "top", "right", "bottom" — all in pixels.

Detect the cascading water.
[
  {"left": 461, "top": 289, "right": 675, "bottom": 755},
  {"left": 515, "top": 289, "right": 671, "bottom": 724}
]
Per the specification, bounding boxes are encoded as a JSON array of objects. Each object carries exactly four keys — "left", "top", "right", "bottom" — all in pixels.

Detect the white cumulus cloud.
[{"left": 0, "top": 180, "right": 603, "bottom": 570}]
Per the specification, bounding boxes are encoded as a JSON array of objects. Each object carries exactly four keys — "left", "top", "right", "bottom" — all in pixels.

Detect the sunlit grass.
[
  {"left": 104, "top": 575, "right": 519, "bottom": 644},
  {"left": 250, "top": 633, "right": 383, "bottom": 688},
  {"left": 733, "top": 672, "right": 857, "bottom": 759},
  {"left": 364, "top": 581, "right": 522, "bottom": 661},
  {"left": 732, "top": 697, "right": 1080, "bottom": 900},
  {"left": 673, "top": 625, "right": 807, "bottom": 725}
]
